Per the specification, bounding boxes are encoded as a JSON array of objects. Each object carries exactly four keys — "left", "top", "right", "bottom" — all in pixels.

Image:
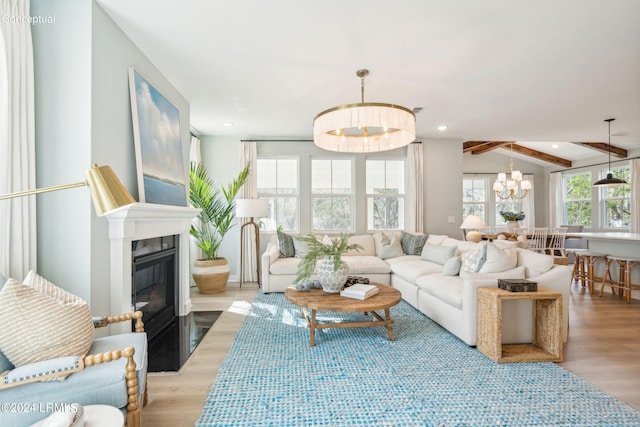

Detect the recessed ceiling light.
[
  {"left": 551, "top": 144, "right": 559, "bottom": 149},
  {"left": 437, "top": 125, "right": 448, "bottom": 131},
  {"left": 223, "top": 122, "right": 234, "bottom": 127}
]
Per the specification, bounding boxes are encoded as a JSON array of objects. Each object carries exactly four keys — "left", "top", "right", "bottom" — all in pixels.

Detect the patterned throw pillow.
[
  {"left": 0, "top": 277, "right": 95, "bottom": 368},
  {"left": 461, "top": 244, "right": 488, "bottom": 273},
  {"left": 400, "top": 231, "right": 427, "bottom": 255},
  {"left": 277, "top": 230, "right": 295, "bottom": 258}
]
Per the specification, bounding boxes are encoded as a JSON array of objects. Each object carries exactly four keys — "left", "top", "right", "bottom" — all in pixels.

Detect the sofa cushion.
[
  {"left": 479, "top": 243, "right": 517, "bottom": 273},
  {"left": 345, "top": 234, "right": 376, "bottom": 256},
  {"left": 421, "top": 244, "right": 457, "bottom": 265},
  {"left": 341, "top": 256, "right": 391, "bottom": 274},
  {"left": 390, "top": 259, "right": 443, "bottom": 283},
  {"left": 276, "top": 230, "right": 295, "bottom": 258},
  {"left": 373, "top": 232, "right": 404, "bottom": 259},
  {"left": 516, "top": 248, "right": 554, "bottom": 277},
  {"left": 426, "top": 234, "right": 448, "bottom": 245},
  {"left": 401, "top": 231, "right": 427, "bottom": 255},
  {"left": 461, "top": 244, "right": 487, "bottom": 272},
  {"left": 415, "top": 274, "right": 463, "bottom": 309},
  {"left": 442, "top": 256, "right": 462, "bottom": 276},
  {"left": 0, "top": 278, "right": 94, "bottom": 368},
  {"left": 385, "top": 255, "right": 422, "bottom": 266},
  {"left": 442, "top": 238, "right": 479, "bottom": 255},
  {"left": 460, "top": 265, "right": 525, "bottom": 281},
  {"left": 269, "top": 257, "right": 302, "bottom": 275}
]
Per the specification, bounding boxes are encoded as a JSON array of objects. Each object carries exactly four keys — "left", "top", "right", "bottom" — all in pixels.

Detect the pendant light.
[
  {"left": 313, "top": 69, "right": 416, "bottom": 153},
  {"left": 593, "top": 118, "right": 628, "bottom": 187}
]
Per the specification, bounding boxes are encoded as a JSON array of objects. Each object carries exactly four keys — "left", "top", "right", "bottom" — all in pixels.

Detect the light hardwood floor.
[{"left": 141, "top": 282, "right": 640, "bottom": 426}]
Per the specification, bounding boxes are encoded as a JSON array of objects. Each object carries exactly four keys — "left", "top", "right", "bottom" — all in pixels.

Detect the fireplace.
[
  {"left": 103, "top": 203, "right": 200, "bottom": 335},
  {"left": 132, "top": 236, "right": 178, "bottom": 341}
]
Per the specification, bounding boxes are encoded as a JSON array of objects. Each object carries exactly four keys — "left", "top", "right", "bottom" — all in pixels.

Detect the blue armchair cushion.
[{"left": 0, "top": 332, "right": 147, "bottom": 427}]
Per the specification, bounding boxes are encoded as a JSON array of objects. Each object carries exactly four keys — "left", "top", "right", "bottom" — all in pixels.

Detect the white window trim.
[{"left": 257, "top": 156, "right": 300, "bottom": 233}]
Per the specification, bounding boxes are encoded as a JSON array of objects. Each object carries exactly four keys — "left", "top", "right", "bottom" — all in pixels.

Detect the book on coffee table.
[{"left": 340, "top": 284, "right": 379, "bottom": 300}]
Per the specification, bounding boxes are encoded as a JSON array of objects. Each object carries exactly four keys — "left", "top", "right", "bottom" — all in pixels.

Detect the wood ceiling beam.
[
  {"left": 467, "top": 141, "right": 513, "bottom": 155},
  {"left": 503, "top": 144, "right": 572, "bottom": 168},
  {"left": 463, "top": 141, "right": 490, "bottom": 153},
  {"left": 570, "top": 142, "right": 628, "bottom": 158}
]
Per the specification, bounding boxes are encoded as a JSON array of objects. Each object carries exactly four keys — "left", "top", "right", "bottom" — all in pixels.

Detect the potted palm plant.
[
  {"left": 190, "top": 162, "right": 250, "bottom": 294},
  {"left": 294, "top": 233, "right": 363, "bottom": 293}
]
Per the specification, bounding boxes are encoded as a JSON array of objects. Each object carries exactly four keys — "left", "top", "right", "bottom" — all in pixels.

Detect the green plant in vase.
[
  {"left": 294, "top": 233, "right": 363, "bottom": 293},
  {"left": 189, "top": 161, "right": 250, "bottom": 293}
]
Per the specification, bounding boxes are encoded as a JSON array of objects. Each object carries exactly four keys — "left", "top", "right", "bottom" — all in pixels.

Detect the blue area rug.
[{"left": 196, "top": 292, "right": 640, "bottom": 426}]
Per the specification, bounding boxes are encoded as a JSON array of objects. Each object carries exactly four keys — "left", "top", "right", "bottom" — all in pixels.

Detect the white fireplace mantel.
[{"left": 104, "top": 203, "right": 200, "bottom": 334}]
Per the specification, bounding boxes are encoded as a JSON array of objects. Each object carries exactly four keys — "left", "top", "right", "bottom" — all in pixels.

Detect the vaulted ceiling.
[{"left": 97, "top": 0, "right": 640, "bottom": 166}]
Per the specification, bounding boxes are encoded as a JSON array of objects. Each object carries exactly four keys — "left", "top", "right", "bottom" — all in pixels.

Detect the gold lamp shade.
[
  {"left": 86, "top": 164, "right": 135, "bottom": 216},
  {"left": 0, "top": 164, "right": 135, "bottom": 216}
]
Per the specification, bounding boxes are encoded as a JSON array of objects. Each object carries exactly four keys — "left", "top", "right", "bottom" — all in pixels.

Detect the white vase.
[
  {"left": 317, "top": 256, "right": 348, "bottom": 293},
  {"left": 506, "top": 221, "right": 519, "bottom": 233}
]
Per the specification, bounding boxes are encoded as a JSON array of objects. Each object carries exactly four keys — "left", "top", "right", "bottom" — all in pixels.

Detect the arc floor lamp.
[{"left": 0, "top": 164, "right": 135, "bottom": 215}]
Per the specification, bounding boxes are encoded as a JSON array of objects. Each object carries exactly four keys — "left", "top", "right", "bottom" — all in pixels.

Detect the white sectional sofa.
[{"left": 261, "top": 232, "right": 572, "bottom": 346}]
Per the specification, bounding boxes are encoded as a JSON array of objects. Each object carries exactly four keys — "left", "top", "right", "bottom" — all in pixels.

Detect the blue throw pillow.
[
  {"left": 400, "top": 231, "right": 427, "bottom": 255},
  {"left": 276, "top": 230, "right": 295, "bottom": 258}
]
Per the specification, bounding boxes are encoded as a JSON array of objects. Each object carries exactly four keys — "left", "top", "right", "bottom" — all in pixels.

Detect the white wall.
[
  {"left": 31, "top": 0, "right": 190, "bottom": 315},
  {"left": 424, "top": 138, "right": 464, "bottom": 236}
]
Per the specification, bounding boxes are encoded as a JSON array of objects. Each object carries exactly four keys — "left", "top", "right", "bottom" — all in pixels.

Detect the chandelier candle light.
[
  {"left": 493, "top": 143, "right": 531, "bottom": 200},
  {"left": 313, "top": 69, "right": 416, "bottom": 153}
]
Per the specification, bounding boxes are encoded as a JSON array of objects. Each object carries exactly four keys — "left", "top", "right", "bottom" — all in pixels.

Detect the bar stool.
[
  {"left": 600, "top": 256, "right": 640, "bottom": 304},
  {"left": 566, "top": 248, "right": 589, "bottom": 289},
  {"left": 579, "top": 251, "right": 607, "bottom": 295}
]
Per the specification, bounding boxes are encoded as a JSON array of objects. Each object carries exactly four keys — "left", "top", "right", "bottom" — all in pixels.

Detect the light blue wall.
[{"left": 31, "top": 0, "right": 190, "bottom": 315}]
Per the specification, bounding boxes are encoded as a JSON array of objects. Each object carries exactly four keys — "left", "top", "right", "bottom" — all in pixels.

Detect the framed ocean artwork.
[{"left": 129, "top": 68, "right": 187, "bottom": 206}]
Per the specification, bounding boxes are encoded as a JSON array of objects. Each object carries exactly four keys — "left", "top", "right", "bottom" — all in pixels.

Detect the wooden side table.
[{"left": 477, "top": 287, "right": 563, "bottom": 363}]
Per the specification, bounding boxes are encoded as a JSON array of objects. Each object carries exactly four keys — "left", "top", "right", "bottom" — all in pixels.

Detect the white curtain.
[
  {"left": 548, "top": 172, "right": 563, "bottom": 228},
  {"left": 406, "top": 142, "right": 424, "bottom": 233},
  {"left": 0, "top": 0, "right": 36, "bottom": 280},
  {"left": 520, "top": 173, "right": 535, "bottom": 230},
  {"left": 188, "top": 134, "right": 201, "bottom": 286},
  {"left": 239, "top": 141, "right": 258, "bottom": 282},
  {"left": 631, "top": 159, "right": 640, "bottom": 233}
]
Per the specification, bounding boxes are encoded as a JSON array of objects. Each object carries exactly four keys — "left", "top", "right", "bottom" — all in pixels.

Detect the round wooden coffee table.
[{"left": 284, "top": 283, "right": 402, "bottom": 346}]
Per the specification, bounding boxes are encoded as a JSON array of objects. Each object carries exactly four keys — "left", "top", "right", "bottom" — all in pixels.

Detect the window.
[
  {"left": 600, "top": 166, "right": 631, "bottom": 229},
  {"left": 563, "top": 172, "right": 592, "bottom": 227},
  {"left": 311, "top": 159, "right": 353, "bottom": 231},
  {"left": 366, "top": 160, "right": 405, "bottom": 230},
  {"left": 462, "top": 178, "right": 487, "bottom": 224},
  {"left": 257, "top": 158, "right": 298, "bottom": 231}
]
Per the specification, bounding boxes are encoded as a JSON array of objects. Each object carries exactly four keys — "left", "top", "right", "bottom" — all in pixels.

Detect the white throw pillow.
[
  {"left": 442, "top": 256, "right": 462, "bottom": 276},
  {"left": 516, "top": 248, "right": 555, "bottom": 277},
  {"left": 373, "top": 232, "right": 404, "bottom": 259},
  {"left": 0, "top": 278, "right": 94, "bottom": 367},
  {"left": 293, "top": 235, "right": 315, "bottom": 258},
  {"left": 479, "top": 243, "right": 518, "bottom": 273}
]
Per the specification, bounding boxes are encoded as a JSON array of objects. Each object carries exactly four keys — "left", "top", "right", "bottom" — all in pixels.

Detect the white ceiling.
[{"left": 97, "top": 0, "right": 640, "bottom": 161}]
